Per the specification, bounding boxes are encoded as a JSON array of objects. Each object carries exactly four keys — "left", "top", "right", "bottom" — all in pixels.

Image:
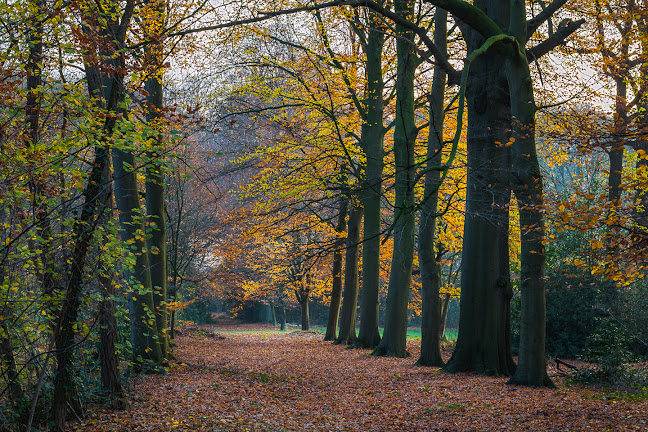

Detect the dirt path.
[{"left": 73, "top": 324, "right": 648, "bottom": 431}]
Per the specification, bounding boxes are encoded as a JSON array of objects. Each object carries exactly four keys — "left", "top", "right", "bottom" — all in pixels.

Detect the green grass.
[
  {"left": 208, "top": 326, "right": 458, "bottom": 341},
  {"left": 210, "top": 330, "right": 286, "bottom": 334},
  {"left": 405, "top": 329, "right": 458, "bottom": 341}
]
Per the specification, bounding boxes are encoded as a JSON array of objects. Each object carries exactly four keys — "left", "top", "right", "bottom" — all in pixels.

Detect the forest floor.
[{"left": 72, "top": 321, "right": 648, "bottom": 431}]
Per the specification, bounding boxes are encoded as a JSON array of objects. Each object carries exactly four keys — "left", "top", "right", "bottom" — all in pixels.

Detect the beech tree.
[
  {"left": 372, "top": 0, "right": 420, "bottom": 358},
  {"left": 416, "top": 6, "right": 447, "bottom": 367}
]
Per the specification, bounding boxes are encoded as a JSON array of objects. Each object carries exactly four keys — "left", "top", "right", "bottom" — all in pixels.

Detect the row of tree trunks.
[{"left": 323, "top": 0, "right": 581, "bottom": 387}]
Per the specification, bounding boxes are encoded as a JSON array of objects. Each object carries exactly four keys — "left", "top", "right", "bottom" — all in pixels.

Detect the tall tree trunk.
[
  {"left": 25, "top": 0, "right": 57, "bottom": 306},
  {"left": 507, "top": 0, "right": 552, "bottom": 387},
  {"left": 635, "top": 60, "right": 648, "bottom": 233},
  {"left": 144, "top": 0, "right": 169, "bottom": 360},
  {"left": 52, "top": 131, "right": 113, "bottom": 432},
  {"left": 270, "top": 302, "right": 277, "bottom": 326},
  {"left": 325, "top": 195, "right": 349, "bottom": 341},
  {"left": 634, "top": 21, "right": 648, "bottom": 234},
  {"left": 95, "top": 174, "right": 126, "bottom": 409},
  {"left": 416, "top": 7, "right": 447, "bottom": 368},
  {"left": 373, "top": 0, "right": 417, "bottom": 358},
  {"left": 444, "top": 0, "right": 515, "bottom": 376},
  {"left": 113, "top": 148, "right": 163, "bottom": 369},
  {"left": 336, "top": 198, "right": 363, "bottom": 344},
  {"left": 357, "top": 5, "right": 386, "bottom": 350},
  {"left": 52, "top": 4, "right": 135, "bottom": 428},
  {"left": 608, "top": 77, "right": 626, "bottom": 207}
]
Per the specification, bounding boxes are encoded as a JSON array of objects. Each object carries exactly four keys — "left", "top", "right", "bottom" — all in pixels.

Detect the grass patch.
[
  {"left": 404, "top": 329, "right": 457, "bottom": 341},
  {"left": 211, "top": 330, "right": 286, "bottom": 334},
  {"left": 286, "top": 327, "right": 458, "bottom": 341}
]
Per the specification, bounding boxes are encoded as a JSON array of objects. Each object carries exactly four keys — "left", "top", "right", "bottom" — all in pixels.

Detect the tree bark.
[
  {"left": 373, "top": 0, "right": 417, "bottom": 358},
  {"left": 506, "top": 0, "right": 552, "bottom": 387},
  {"left": 336, "top": 198, "right": 363, "bottom": 344},
  {"left": 443, "top": 0, "right": 515, "bottom": 376},
  {"left": 416, "top": 7, "right": 447, "bottom": 368},
  {"left": 280, "top": 301, "right": 286, "bottom": 331},
  {"left": 270, "top": 301, "right": 277, "bottom": 326},
  {"left": 144, "top": 0, "right": 169, "bottom": 361},
  {"left": 113, "top": 148, "right": 164, "bottom": 369},
  {"left": 439, "top": 293, "right": 451, "bottom": 341},
  {"left": 357, "top": 5, "right": 385, "bottom": 350},
  {"left": 0, "top": 320, "right": 23, "bottom": 406},
  {"left": 300, "top": 297, "right": 310, "bottom": 330},
  {"left": 52, "top": 3, "right": 135, "bottom": 428},
  {"left": 325, "top": 195, "right": 349, "bottom": 341},
  {"left": 97, "top": 265, "right": 127, "bottom": 410}
]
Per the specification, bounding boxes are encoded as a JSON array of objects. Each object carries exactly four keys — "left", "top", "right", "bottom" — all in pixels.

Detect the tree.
[
  {"left": 336, "top": 194, "right": 363, "bottom": 344},
  {"left": 324, "top": 194, "right": 348, "bottom": 340},
  {"left": 441, "top": 0, "right": 517, "bottom": 377},
  {"left": 143, "top": 0, "right": 170, "bottom": 360},
  {"left": 372, "top": 0, "right": 422, "bottom": 358},
  {"left": 354, "top": 3, "right": 389, "bottom": 350},
  {"left": 416, "top": 6, "right": 447, "bottom": 367}
]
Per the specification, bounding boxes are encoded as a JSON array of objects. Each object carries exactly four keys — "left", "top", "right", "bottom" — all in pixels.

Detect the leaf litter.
[{"left": 72, "top": 323, "right": 648, "bottom": 431}]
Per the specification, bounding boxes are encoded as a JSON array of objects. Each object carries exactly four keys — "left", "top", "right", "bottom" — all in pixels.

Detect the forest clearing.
[{"left": 71, "top": 322, "right": 648, "bottom": 432}]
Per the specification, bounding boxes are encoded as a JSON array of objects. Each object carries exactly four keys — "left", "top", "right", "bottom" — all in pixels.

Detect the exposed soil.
[{"left": 72, "top": 322, "right": 648, "bottom": 431}]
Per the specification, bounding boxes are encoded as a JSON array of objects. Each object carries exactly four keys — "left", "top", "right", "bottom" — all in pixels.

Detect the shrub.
[{"left": 511, "top": 266, "right": 613, "bottom": 358}]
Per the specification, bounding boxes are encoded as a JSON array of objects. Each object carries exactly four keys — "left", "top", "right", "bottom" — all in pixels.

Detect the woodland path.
[{"left": 73, "top": 322, "right": 648, "bottom": 431}]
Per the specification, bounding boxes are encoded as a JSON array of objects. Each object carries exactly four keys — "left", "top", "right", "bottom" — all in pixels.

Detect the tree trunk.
[
  {"left": 168, "top": 284, "right": 177, "bottom": 339},
  {"left": 270, "top": 302, "right": 277, "bottom": 326},
  {"left": 97, "top": 267, "right": 127, "bottom": 410},
  {"left": 52, "top": 5, "right": 135, "bottom": 427},
  {"left": 52, "top": 136, "right": 113, "bottom": 432},
  {"left": 25, "top": 0, "right": 57, "bottom": 306},
  {"left": 336, "top": 199, "right": 363, "bottom": 344},
  {"left": 357, "top": 5, "right": 385, "bottom": 350},
  {"left": 280, "top": 301, "right": 286, "bottom": 331},
  {"left": 373, "top": 0, "right": 417, "bottom": 358},
  {"left": 144, "top": 0, "right": 169, "bottom": 361},
  {"left": 300, "top": 296, "right": 310, "bottom": 331},
  {"left": 634, "top": 33, "right": 648, "bottom": 232},
  {"left": 416, "top": 7, "right": 447, "bottom": 368},
  {"left": 506, "top": 0, "right": 552, "bottom": 387},
  {"left": 439, "top": 293, "right": 451, "bottom": 341},
  {"left": 325, "top": 195, "right": 348, "bottom": 341},
  {"left": 113, "top": 147, "right": 163, "bottom": 369},
  {"left": 444, "top": 0, "right": 515, "bottom": 376},
  {"left": 0, "top": 321, "right": 23, "bottom": 406}
]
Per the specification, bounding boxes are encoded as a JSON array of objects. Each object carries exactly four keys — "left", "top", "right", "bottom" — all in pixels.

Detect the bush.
[
  {"left": 179, "top": 299, "right": 215, "bottom": 324},
  {"left": 511, "top": 266, "right": 613, "bottom": 358},
  {"left": 581, "top": 316, "right": 633, "bottom": 376}
]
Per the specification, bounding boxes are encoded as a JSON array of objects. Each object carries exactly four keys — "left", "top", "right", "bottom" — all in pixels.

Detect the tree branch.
[
  {"left": 527, "top": 18, "right": 585, "bottom": 61},
  {"left": 526, "top": 0, "right": 569, "bottom": 41}
]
